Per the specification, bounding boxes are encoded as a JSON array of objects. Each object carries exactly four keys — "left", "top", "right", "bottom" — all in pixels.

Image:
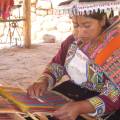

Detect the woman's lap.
[{"left": 53, "top": 80, "right": 99, "bottom": 101}]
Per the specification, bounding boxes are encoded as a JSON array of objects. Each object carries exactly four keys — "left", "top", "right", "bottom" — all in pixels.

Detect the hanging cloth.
[
  {"left": 0, "top": 0, "right": 14, "bottom": 20},
  {"left": 66, "top": 49, "right": 89, "bottom": 85}
]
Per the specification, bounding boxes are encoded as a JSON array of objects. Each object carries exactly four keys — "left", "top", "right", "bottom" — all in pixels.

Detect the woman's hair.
[{"left": 85, "top": 11, "right": 111, "bottom": 29}]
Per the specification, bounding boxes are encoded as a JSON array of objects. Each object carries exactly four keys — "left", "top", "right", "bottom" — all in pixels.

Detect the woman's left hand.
[{"left": 53, "top": 101, "right": 80, "bottom": 120}]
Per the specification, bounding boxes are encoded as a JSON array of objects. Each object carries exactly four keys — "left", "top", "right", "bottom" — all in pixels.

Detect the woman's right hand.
[{"left": 27, "top": 78, "right": 49, "bottom": 98}]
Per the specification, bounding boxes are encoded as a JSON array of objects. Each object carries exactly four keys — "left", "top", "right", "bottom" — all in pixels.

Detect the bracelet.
[
  {"left": 88, "top": 97, "right": 105, "bottom": 117},
  {"left": 88, "top": 110, "right": 97, "bottom": 117},
  {"left": 37, "top": 74, "right": 55, "bottom": 90}
]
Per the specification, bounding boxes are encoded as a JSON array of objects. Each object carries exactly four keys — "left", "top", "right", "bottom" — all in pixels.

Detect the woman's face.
[{"left": 72, "top": 16, "right": 105, "bottom": 43}]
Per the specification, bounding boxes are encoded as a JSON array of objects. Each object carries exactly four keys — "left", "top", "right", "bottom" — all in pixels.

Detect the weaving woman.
[{"left": 27, "top": 0, "right": 120, "bottom": 120}]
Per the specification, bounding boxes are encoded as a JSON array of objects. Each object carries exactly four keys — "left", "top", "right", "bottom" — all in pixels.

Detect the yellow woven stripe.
[{"left": 0, "top": 87, "right": 29, "bottom": 112}]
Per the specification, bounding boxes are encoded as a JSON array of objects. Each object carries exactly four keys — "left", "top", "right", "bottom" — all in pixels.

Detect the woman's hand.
[
  {"left": 27, "top": 78, "right": 49, "bottom": 97},
  {"left": 53, "top": 101, "right": 81, "bottom": 120},
  {"left": 53, "top": 100, "right": 95, "bottom": 120}
]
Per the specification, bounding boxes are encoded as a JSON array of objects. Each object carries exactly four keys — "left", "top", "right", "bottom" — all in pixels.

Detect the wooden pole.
[{"left": 23, "top": 0, "right": 31, "bottom": 48}]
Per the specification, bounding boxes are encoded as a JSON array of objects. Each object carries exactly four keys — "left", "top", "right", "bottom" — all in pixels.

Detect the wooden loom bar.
[{"left": 0, "top": 19, "right": 25, "bottom": 22}]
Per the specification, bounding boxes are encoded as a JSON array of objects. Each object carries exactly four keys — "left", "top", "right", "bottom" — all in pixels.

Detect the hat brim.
[{"left": 56, "top": 0, "right": 120, "bottom": 16}]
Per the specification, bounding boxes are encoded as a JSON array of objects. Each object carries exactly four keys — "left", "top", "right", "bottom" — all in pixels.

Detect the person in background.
[{"left": 27, "top": 0, "right": 120, "bottom": 120}]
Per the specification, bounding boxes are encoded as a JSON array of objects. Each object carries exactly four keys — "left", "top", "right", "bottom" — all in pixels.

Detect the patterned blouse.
[{"left": 40, "top": 18, "right": 120, "bottom": 117}]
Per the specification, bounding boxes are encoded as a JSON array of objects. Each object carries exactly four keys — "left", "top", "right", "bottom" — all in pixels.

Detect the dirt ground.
[{"left": 0, "top": 43, "right": 60, "bottom": 89}]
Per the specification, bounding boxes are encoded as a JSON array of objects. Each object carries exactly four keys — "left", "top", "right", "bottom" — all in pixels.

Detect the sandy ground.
[{"left": 0, "top": 43, "right": 60, "bottom": 89}]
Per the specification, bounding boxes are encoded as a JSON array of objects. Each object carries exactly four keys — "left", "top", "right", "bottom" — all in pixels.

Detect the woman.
[{"left": 27, "top": 0, "right": 120, "bottom": 120}]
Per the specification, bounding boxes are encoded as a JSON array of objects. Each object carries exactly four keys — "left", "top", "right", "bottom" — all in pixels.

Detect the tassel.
[{"left": 109, "top": 8, "right": 114, "bottom": 18}]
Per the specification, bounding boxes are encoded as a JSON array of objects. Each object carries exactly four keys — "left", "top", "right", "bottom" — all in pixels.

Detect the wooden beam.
[{"left": 23, "top": 0, "right": 31, "bottom": 48}]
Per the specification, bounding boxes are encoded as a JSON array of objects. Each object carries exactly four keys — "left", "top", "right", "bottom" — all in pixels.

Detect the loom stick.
[{"left": 0, "top": 87, "right": 29, "bottom": 112}]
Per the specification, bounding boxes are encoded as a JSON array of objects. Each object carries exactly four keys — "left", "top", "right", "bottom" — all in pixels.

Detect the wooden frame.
[
  {"left": 0, "top": 113, "right": 25, "bottom": 120},
  {"left": 9, "top": 113, "right": 25, "bottom": 120},
  {"left": 33, "top": 112, "right": 97, "bottom": 120},
  {"left": 23, "top": 0, "right": 31, "bottom": 48}
]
